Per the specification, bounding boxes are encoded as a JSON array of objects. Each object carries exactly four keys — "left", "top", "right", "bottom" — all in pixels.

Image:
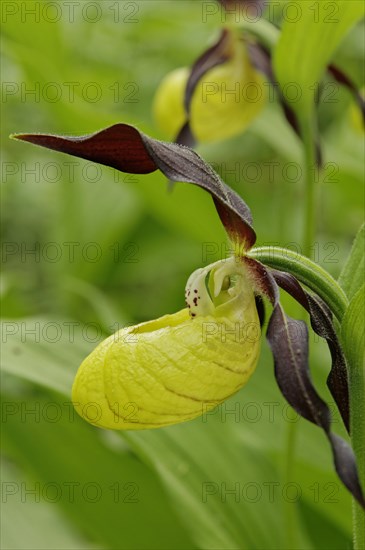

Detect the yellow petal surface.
[
  {"left": 152, "top": 67, "right": 189, "bottom": 138},
  {"left": 191, "top": 41, "right": 266, "bottom": 143},
  {"left": 153, "top": 38, "right": 266, "bottom": 143},
  {"left": 72, "top": 258, "right": 261, "bottom": 430}
]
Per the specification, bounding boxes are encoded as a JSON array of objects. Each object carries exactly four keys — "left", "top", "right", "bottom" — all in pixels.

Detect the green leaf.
[
  {"left": 1, "top": 317, "right": 91, "bottom": 395},
  {"left": 125, "top": 422, "right": 288, "bottom": 549},
  {"left": 2, "top": 391, "right": 193, "bottom": 550},
  {"left": 1, "top": 318, "right": 295, "bottom": 549},
  {"left": 342, "top": 284, "right": 365, "bottom": 386},
  {"left": 342, "top": 284, "right": 365, "bottom": 550},
  {"left": 338, "top": 223, "right": 365, "bottom": 300},
  {"left": 1, "top": 459, "right": 90, "bottom": 550},
  {"left": 273, "top": 1, "right": 364, "bottom": 115},
  {"left": 2, "top": 317, "right": 354, "bottom": 548}
]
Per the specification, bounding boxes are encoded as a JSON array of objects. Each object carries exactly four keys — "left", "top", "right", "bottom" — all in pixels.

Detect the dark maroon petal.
[
  {"left": 249, "top": 43, "right": 322, "bottom": 166},
  {"left": 13, "top": 124, "right": 156, "bottom": 174},
  {"left": 174, "top": 121, "right": 196, "bottom": 148},
  {"left": 267, "top": 303, "right": 328, "bottom": 424},
  {"left": 184, "top": 29, "right": 232, "bottom": 115},
  {"left": 255, "top": 295, "right": 265, "bottom": 327},
  {"left": 248, "top": 43, "right": 301, "bottom": 135},
  {"left": 272, "top": 269, "right": 349, "bottom": 432},
  {"left": 247, "top": 42, "right": 273, "bottom": 81},
  {"left": 244, "top": 258, "right": 364, "bottom": 508},
  {"left": 267, "top": 303, "right": 365, "bottom": 509},
  {"left": 243, "top": 256, "right": 279, "bottom": 304},
  {"left": 174, "top": 29, "right": 232, "bottom": 146},
  {"left": 13, "top": 124, "right": 256, "bottom": 248},
  {"left": 328, "top": 64, "right": 365, "bottom": 124},
  {"left": 142, "top": 137, "right": 255, "bottom": 247}
]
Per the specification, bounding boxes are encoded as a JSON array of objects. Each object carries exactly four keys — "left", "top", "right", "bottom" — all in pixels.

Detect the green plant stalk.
[
  {"left": 343, "top": 288, "right": 365, "bottom": 550},
  {"left": 253, "top": 116, "right": 316, "bottom": 548},
  {"left": 253, "top": 112, "right": 318, "bottom": 547},
  {"left": 300, "top": 112, "right": 318, "bottom": 259},
  {"left": 351, "top": 358, "right": 365, "bottom": 550},
  {"left": 248, "top": 246, "right": 349, "bottom": 321}
]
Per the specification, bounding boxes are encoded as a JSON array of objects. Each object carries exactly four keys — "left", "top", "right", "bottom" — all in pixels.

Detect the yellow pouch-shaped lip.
[{"left": 72, "top": 258, "right": 261, "bottom": 430}]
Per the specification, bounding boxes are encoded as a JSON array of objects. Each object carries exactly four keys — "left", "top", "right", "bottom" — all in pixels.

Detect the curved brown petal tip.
[
  {"left": 12, "top": 124, "right": 256, "bottom": 248},
  {"left": 184, "top": 29, "right": 232, "bottom": 115},
  {"left": 11, "top": 124, "right": 157, "bottom": 174}
]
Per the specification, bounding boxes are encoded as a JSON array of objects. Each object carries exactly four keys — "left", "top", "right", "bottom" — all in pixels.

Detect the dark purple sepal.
[
  {"left": 184, "top": 29, "right": 232, "bottom": 115},
  {"left": 272, "top": 269, "right": 349, "bottom": 433},
  {"left": 244, "top": 258, "right": 364, "bottom": 509},
  {"left": 13, "top": 124, "right": 256, "bottom": 249},
  {"left": 255, "top": 294, "right": 265, "bottom": 327},
  {"left": 173, "top": 29, "right": 232, "bottom": 147},
  {"left": 328, "top": 64, "right": 365, "bottom": 125},
  {"left": 174, "top": 121, "right": 196, "bottom": 148},
  {"left": 248, "top": 42, "right": 322, "bottom": 167}
]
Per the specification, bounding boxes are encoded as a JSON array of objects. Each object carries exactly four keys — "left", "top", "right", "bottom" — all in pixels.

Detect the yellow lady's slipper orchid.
[
  {"left": 72, "top": 257, "right": 261, "bottom": 430},
  {"left": 153, "top": 35, "right": 266, "bottom": 143}
]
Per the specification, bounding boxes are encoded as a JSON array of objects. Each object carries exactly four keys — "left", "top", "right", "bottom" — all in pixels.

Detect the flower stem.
[
  {"left": 351, "top": 365, "right": 365, "bottom": 550},
  {"left": 248, "top": 246, "right": 349, "bottom": 320},
  {"left": 300, "top": 112, "right": 318, "bottom": 259},
  {"left": 253, "top": 115, "right": 319, "bottom": 548},
  {"left": 343, "top": 288, "right": 365, "bottom": 549}
]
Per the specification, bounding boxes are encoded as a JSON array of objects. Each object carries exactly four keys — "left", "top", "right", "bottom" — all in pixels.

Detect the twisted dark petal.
[
  {"left": 13, "top": 124, "right": 256, "bottom": 248},
  {"left": 305, "top": 293, "right": 348, "bottom": 425},
  {"left": 243, "top": 256, "right": 279, "bottom": 304},
  {"left": 244, "top": 257, "right": 365, "bottom": 509},
  {"left": 184, "top": 29, "right": 231, "bottom": 115},
  {"left": 328, "top": 64, "right": 365, "bottom": 124},
  {"left": 272, "top": 269, "right": 349, "bottom": 432},
  {"left": 247, "top": 42, "right": 274, "bottom": 80},
  {"left": 13, "top": 124, "right": 157, "bottom": 174},
  {"left": 255, "top": 295, "right": 265, "bottom": 327},
  {"left": 248, "top": 43, "right": 299, "bottom": 134},
  {"left": 267, "top": 304, "right": 365, "bottom": 509},
  {"left": 248, "top": 43, "right": 322, "bottom": 166},
  {"left": 174, "top": 29, "right": 231, "bottom": 146},
  {"left": 174, "top": 121, "right": 196, "bottom": 148},
  {"left": 267, "top": 304, "right": 329, "bottom": 425}
]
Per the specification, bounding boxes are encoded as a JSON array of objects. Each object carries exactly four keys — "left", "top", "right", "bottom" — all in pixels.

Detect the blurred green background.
[{"left": 1, "top": 1, "right": 364, "bottom": 549}]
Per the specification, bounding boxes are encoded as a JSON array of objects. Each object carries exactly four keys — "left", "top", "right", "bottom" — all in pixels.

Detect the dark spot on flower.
[
  {"left": 193, "top": 297, "right": 198, "bottom": 306},
  {"left": 194, "top": 289, "right": 198, "bottom": 293},
  {"left": 191, "top": 313, "right": 196, "bottom": 317}
]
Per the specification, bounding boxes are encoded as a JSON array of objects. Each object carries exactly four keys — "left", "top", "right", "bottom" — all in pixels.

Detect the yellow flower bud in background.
[
  {"left": 72, "top": 257, "right": 261, "bottom": 430},
  {"left": 153, "top": 35, "right": 266, "bottom": 143},
  {"left": 153, "top": 67, "right": 189, "bottom": 139}
]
